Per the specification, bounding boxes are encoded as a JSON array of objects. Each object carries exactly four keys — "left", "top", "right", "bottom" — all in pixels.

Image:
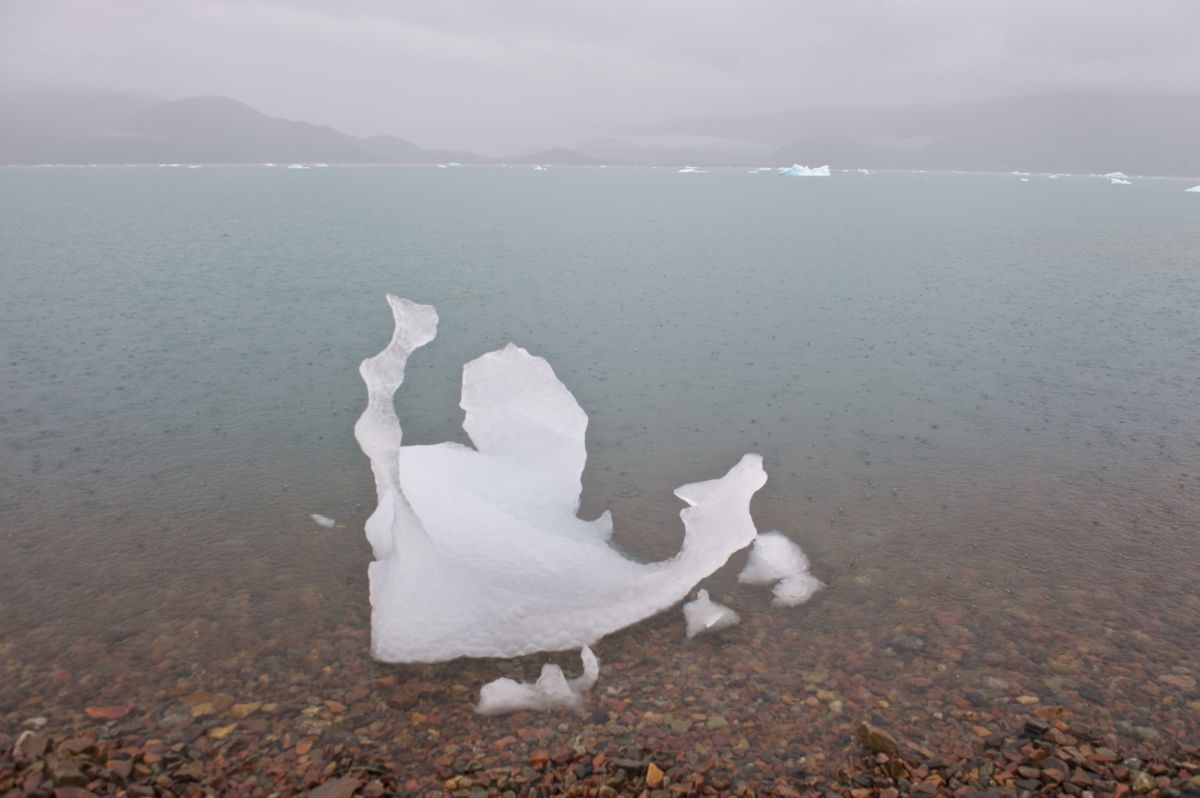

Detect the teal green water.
[{"left": 2, "top": 166, "right": 1198, "bottom": 662}]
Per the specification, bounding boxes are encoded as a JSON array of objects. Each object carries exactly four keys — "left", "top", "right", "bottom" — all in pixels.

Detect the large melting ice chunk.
[{"left": 355, "top": 295, "right": 765, "bottom": 663}]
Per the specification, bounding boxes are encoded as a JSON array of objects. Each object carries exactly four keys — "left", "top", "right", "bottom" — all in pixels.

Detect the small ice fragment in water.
[
  {"left": 356, "top": 296, "right": 767, "bottom": 662},
  {"left": 310, "top": 513, "right": 336, "bottom": 528},
  {"left": 1186, "top": 186, "right": 1200, "bottom": 192},
  {"left": 683, "top": 589, "right": 740, "bottom": 638},
  {"left": 1103, "top": 171, "right": 1128, "bottom": 179},
  {"left": 771, "top": 572, "right": 825, "bottom": 606},
  {"left": 738, "top": 530, "right": 824, "bottom": 606},
  {"left": 778, "top": 164, "right": 831, "bottom": 177},
  {"left": 475, "top": 647, "right": 599, "bottom": 715},
  {"left": 1109, "top": 178, "right": 1131, "bottom": 185}
]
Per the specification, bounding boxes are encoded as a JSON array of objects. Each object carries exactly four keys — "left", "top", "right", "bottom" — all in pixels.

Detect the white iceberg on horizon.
[
  {"left": 355, "top": 296, "right": 769, "bottom": 662},
  {"left": 1103, "top": 171, "right": 1128, "bottom": 179},
  {"left": 287, "top": 163, "right": 309, "bottom": 170},
  {"left": 1187, "top": 185, "right": 1200, "bottom": 192},
  {"left": 778, "top": 164, "right": 831, "bottom": 177},
  {"left": 1110, "top": 178, "right": 1131, "bottom": 185},
  {"left": 683, "top": 589, "right": 740, "bottom": 638},
  {"left": 678, "top": 166, "right": 707, "bottom": 173},
  {"left": 475, "top": 647, "right": 599, "bottom": 715}
]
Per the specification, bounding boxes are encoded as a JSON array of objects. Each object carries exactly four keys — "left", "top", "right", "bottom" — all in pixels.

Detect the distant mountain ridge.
[
  {"left": 0, "top": 92, "right": 494, "bottom": 165},
  {"left": 3, "top": 90, "right": 1198, "bottom": 175},
  {"left": 645, "top": 93, "right": 1200, "bottom": 176}
]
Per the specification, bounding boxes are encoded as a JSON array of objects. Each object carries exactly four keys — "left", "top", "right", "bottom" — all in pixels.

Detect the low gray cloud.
[{"left": 2, "top": 0, "right": 1197, "bottom": 154}]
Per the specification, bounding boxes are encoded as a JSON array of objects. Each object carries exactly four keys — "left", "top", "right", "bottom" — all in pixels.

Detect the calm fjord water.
[{"left": 1, "top": 166, "right": 1198, "bottom": 704}]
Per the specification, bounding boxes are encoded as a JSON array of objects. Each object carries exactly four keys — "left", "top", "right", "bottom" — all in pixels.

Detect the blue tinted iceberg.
[
  {"left": 355, "top": 296, "right": 767, "bottom": 662},
  {"left": 779, "top": 164, "right": 831, "bottom": 177}
]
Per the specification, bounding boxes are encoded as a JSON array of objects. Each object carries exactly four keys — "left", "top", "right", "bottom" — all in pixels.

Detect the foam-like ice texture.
[
  {"left": 779, "top": 164, "right": 831, "bottom": 177},
  {"left": 310, "top": 513, "right": 336, "bottom": 528},
  {"left": 683, "top": 589, "right": 740, "bottom": 638},
  {"left": 355, "top": 296, "right": 766, "bottom": 662},
  {"left": 475, "top": 647, "right": 599, "bottom": 715},
  {"left": 738, "top": 530, "right": 824, "bottom": 607}
]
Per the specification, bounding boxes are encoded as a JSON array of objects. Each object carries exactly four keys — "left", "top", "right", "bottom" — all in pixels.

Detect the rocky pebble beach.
[{"left": 4, "top": 466, "right": 1198, "bottom": 797}]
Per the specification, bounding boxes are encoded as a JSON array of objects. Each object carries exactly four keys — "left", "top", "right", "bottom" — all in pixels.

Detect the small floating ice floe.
[
  {"left": 533, "top": 165, "right": 547, "bottom": 171},
  {"left": 778, "top": 164, "right": 831, "bottom": 177},
  {"left": 287, "top": 163, "right": 309, "bottom": 170},
  {"left": 1109, "top": 178, "right": 1131, "bottom": 185},
  {"left": 1019, "top": 178, "right": 1030, "bottom": 182},
  {"left": 475, "top": 647, "right": 599, "bottom": 715},
  {"left": 738, "top": 530, "right": 824, "bottom": 606},
  {"left": 683, "top": 589, "right": 740, "bottom": 638},
  {"left": 858, "top": 168, "right": 872, "bottom": 175},
  {"left": 309, "top": 513, "right": 337, "bottom": 528},
  {"left": 678, "top": 166, "right": 707, "bottom": 173},
  {"left": 1187, "top": 186, "right": 1200, "bottom": 193},
  {"left": 1047, "top": 174, "right": 1063, "bottom": 179},
  {"left": 1103, "top": 171, "right": 1128, "bottom": 179}
]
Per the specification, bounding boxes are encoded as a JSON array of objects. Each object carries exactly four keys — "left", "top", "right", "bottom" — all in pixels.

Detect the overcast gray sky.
[{"left": 2, "top": 0, "right": 1197, "bottom": 155}]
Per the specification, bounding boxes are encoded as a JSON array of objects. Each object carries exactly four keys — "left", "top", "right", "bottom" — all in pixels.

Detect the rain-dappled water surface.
[{"left": 2, "top": 166, "right": 1199, "bottom": 788}]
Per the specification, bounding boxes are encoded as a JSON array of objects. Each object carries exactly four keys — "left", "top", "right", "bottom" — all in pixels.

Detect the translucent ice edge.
[
  {"left": 475, "top": 647, "right": 599, "bottom": 715},
  {"left": 738, "top": 530, "right": 824, "bottom": 607},
  {"left": 309, "top": 513, "right": 337, "bottom": 529},
  {"left": 355, "top": 295, "right": 767, "bottom": 663}
]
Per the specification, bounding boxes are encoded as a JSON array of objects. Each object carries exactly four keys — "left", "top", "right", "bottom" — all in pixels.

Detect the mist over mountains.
[{"left": 3, "top": 90, "right": 1197, "bottom": 176}]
